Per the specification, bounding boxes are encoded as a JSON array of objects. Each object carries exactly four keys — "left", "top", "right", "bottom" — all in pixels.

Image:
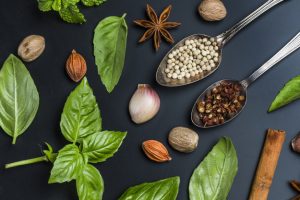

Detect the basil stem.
[{"left": 5, "top": 156, "right": 50, "bottom": 169}]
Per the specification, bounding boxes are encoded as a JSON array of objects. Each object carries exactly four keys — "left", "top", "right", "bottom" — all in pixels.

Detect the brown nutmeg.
[
  {"left": 18, "top": 35, "right": 45, "bottom": 62},
  {"left": 66, "top": 50, "right": 87, "bottom": 82},
  {"left": 168, "top": 127, "right": 199, "bottom": 153},
  {"left": 198, "top": 0, "right": 227, "bottom": 21},
  {"left": 291, "top": 133, "right": 300, "bottom": 153}
]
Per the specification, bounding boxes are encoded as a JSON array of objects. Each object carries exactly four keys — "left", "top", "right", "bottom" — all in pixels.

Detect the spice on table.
[
  {"left": 129, "top": 84, "right": 160, "bottom": 124},
  {"left": 134, "top": 4, "right": 181, "bottom": 51},
  {"left": 196, "top": 81, "right": 245, "bottom": 127},
  {"left": 291, "top": 133, "right": 300, "bottom": 153},
  {"left": 66, "top": 49, "right": 87, "bottom": 82},
  {"left": 249, "top": 129, "right": 286, "bottom": 200},
  {"left": 165, "top": 37, "right": 220, "bottom": 80},
  {"left": 290, "top": 180, "right": 300, "bottom": 200},
  {"left": 198, "top": 0, "right": 227, "bottom": 21},
  {"left": 18, "top": 35, "right": 45, "bottom": 62},
  {"left": 142, "top": 140, "right": 172, "bottom": 163},
  {"left": 168, "top": 127, "right": 199, "bottom": 153}
]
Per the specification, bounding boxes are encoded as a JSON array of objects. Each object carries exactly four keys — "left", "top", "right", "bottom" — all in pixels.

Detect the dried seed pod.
[
  {"left": 291, "top": 133, "right": 300, "bottom": 153},
  {"left": 18, "top": 35, "right": 45, "bottom": 62},
  {"left": 142, "top": 140, "right": 171, "bottom": 162},
  {"left": 66, "top": 50, "right": 87, "bottom": 82}
]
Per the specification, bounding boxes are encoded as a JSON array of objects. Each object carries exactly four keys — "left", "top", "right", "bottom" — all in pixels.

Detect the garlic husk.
[{"left": 129, "top": 84, "right": 160, "bottom": 124}]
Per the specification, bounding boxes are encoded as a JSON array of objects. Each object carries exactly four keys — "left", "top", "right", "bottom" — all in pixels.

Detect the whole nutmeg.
[
  {"left": 66, "top": 49, "right": 87, "bottom": 82},
  {"left": 142, "top": 140, "right": 172, "bottom": 163},
  {"left": 291, "top": 133, "right": 300, "bottom": 153},
  {"left": 168, "top": 127, "right": 199, "bottom": 153},
  {"left": 198, "top": 0, "right": 227, "bottom": 21},
  {"left": 18, "top": 35, "right": 45, "bottom": 62}
]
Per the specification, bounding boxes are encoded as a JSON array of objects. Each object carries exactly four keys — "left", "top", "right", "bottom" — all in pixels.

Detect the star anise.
[
  {"left": 290, "top": 180, "right": 300, "bottom": 200},
  {"left": 134, "top": 4, "right": 181, "bottom": 51}
]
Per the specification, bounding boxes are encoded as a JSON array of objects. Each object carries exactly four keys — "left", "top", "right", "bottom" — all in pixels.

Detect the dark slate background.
[{"left": 0, "top": 0, "right": 300, "bottom": 199}]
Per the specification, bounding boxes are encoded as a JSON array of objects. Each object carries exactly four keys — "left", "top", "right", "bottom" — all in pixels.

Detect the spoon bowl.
[
  {"left": 191, "top": 80, "right": 247, "bottom": 128},
  {"left": 156, "top": 34, "right": 223, "bottom": 87},
  {"left": 156, "top": 0, "right": 286, "bottom": 87}
]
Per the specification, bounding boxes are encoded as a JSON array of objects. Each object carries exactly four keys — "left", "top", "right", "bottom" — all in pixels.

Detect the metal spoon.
[
  {"left": 156, "top": 0, "right": 286, "bottom": 87},
  {"left": 191, "top": 32, "right": 300, "bottom": 128}
]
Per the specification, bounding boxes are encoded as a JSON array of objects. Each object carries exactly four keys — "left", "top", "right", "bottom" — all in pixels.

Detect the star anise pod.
[
  {"left": 134, "top": 4, "right": 181, "bottom": 51},
  {"left": 290, "top": 180, "right": 300, "bottom": 200}
]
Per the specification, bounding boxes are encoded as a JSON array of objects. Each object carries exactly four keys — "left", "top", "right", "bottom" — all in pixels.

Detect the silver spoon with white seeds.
[
  {"left": 156, "top": 0, "right": 286, "bottom": 87},
  {"left": 191, "top": 32, "right": 300, "bottom": 128}
]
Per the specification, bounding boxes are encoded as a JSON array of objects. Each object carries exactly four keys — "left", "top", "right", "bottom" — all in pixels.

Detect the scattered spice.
[
  {"left": 168, "top": 127, "right": 199, "bottom": 153},
  {"left": 142, "top": 140, "right": 172, "bottom": 163},
  {"left": 165, "top": 37, "right": 220, "bottom": 80},
  {"left": 134, "top": 4, "right": 181, "bottom": 51},
  {"left": 198, "top": 0, "right": 227, "bottom": 21},
  {"left": 290, "top": 180, "right": 300, "bottom": 200},
  {"left": 66, "top": 49, "right": 87, "bottom": 82},
  {"left": 196, "top": 81, "right": 245, "bottom": 127},
  {"left": 249, "top": 129, "right": 286, "bottom": 200},
  {"left": 291, "top": 133, "right": 300, "bottom": 153},
  {"left": 18, "top": 35, "right": 45, "bottom": 62}
]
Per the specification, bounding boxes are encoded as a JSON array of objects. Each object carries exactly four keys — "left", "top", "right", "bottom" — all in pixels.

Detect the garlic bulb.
[{"left": 129, "top": 84, "right": 160, "bottom": 124}]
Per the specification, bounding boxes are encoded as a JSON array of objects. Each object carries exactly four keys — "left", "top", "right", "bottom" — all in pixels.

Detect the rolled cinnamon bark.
[{"left": 248, "top": 128, "right": 286, "bottom": 200}]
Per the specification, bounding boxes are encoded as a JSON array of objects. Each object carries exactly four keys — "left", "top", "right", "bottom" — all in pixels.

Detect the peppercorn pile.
[
  {"left": 165, "top": 37, "right": 220, "bottom": 80},
  {"left": 197, "top": 81, "right": 245, "bottom": 127}
]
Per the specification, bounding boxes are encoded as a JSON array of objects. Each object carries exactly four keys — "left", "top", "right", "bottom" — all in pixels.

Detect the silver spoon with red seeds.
[{"left": 191, "top": 32, "right": 300, "bottom": 128}]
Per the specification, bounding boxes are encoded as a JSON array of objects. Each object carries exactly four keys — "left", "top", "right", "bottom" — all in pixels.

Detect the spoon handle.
[
  {"left": 240, "top": 32, "right": 300, "bottom": 88},
  {"left": 217, "top": 0, "right": 285, "bottom": 45}
]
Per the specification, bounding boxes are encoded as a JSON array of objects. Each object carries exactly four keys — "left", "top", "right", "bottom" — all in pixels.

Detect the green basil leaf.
[
  {"left": 43, "top": 142, "right": 57, "bottom": 163},
  {"left": 60, "top": 77, "right": 102, "bottom": 143},
  {"left": 37, "top": 0, "right": 54, "bottom": 11},
  {"left": 82, "top": 131, "right": 126, "bottom": 163},
  {"left": 119, "top": 176, "right": 180, "bottom": 200},
  {"left": 76, "top": 164, "right": 104, "bottom": 200},
  {"left": 93, "top": 14, "right": 128, "bottom": 93},
  {"left": 52, "top": 0, "right": 62, "bottom": 11},
  {"left": 0, "top": 54, "right": 39, "bottom": 144},
  {"left": 81, "top": 0, "right": 105, "bottom": 6},
  {"left": 49, "top": 144, "right": 85, "bottom": 183},
  {"left": 189, "top": 137, "right": 238, "bottom": 200},
  {"left": 269, "top": 75, "right": 300, "bottom": 112},
  {"left": 59, "top": 4, "right": 86, "bottom": 24},
  {"left": 62, "top": 0, "right": 80, "bottom": 8}
]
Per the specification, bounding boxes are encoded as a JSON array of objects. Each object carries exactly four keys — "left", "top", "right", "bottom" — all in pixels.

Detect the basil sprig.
[
  {"left": 0, "top": 54, "right": 39, "bottom": 144},
  {"left": 5, "top": 77, "right": 127, "bottom": 200}
]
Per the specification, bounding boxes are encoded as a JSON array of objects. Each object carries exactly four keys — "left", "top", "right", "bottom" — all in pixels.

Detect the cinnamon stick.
[{"left": 248, "top": 128, "right": 286, "bottom": 200}]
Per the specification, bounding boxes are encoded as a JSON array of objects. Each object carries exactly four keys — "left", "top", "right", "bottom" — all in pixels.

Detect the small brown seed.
[
  {"left": 66, "top": 50, "right": 87, "bottom": 82},
  {"left": 142, "top": 140, "right": 171, "bottom": 162}
]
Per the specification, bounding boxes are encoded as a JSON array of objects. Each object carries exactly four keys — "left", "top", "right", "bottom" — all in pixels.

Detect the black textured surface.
[{"left": 0, "top": 0, "right": 300, "bottom": 199}]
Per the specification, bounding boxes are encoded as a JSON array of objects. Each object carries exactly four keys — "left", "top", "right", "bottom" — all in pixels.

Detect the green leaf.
[
  {"left": 76, "top": 164, "right": 104, "bottom": 200},
  {"left": 269, "top": 75, "right": 300, "bottom": 112},
  {"left": 0, "top": 54, "right": 39, "bottom": 144},
  {"left": 60, "top": 77, "right": 102, "bottom": 143},
  {"left": 82, "top": 131, "right": 127, "bottom": 163},
  {"left": 37, "top": 0, "right": 54, "bottom": 11},
  {"left": 59, "top": 4, "right": 86, "bottom": 24},
  {"left": 119, "top": 177, "right": 180, "bottom": 200},
  {"left": 62, "top": 0, "right": 80, "bottom": 8},
  {"left": 189, "top": 137, "right": 238, "bottom": 200},
  {"left": 94, "top": 14, "right": 128, "bottom": 93},
  {"left": 43, "top": 143, "right": 57, "bottom": 163},
  {"left": 52, "top": 0, "right": 62, "bottom": 11},
  {"left": 49, "top": 144, "right": 85, "bottom": 183},
  {"left": 81, "top": 0, "right": 105, "bottom": 6}
]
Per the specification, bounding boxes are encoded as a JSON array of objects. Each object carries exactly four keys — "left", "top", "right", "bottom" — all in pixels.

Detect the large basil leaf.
[
  {"left": 93, "top": 14, "right": 128, "bottom": 93},
  {"left": 269, "top": 75, "right": 300, "bottom": 112},
  {"left": 119, "top": 176, "right": 180, "bottom": 200},
  {"left": 49, "top": 144, "right": 85, "bottom": 183},
  {"left": 82, "top": 131, "right": 127, "bottom": 163},
  {"left": 189, "top": 137, "right": 238, "bottom": 200},
  {"left": 76, "top": 164, "right": 104, "bottom": 200},
  {"left": 60, "top": 77, "right": 102, "bottom": 143},
  {"left": 0, "top": 54, "right": 39, "bottom": 144}
]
